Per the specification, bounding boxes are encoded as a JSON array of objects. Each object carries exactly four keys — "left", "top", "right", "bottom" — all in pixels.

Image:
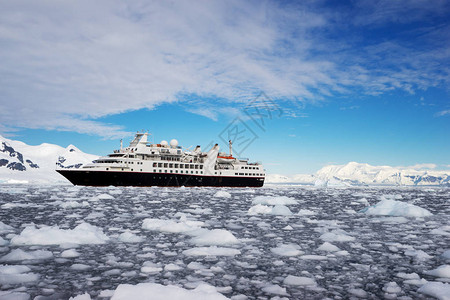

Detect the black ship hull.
[{"left": 57, "top": 170, "right": 264, "bottom": 187}]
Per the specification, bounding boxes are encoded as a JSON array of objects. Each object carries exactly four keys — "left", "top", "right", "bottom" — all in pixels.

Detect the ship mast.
[{"left": 229, "top": 140, "right": 232, "bottom": 157}]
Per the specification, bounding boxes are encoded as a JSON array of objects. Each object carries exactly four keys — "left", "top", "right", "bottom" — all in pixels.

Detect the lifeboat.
[{"left": 217, "top": 154, "right": 235, "bottom": 163}]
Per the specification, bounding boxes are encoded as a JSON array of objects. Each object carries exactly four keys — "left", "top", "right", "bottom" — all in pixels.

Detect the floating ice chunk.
[
  {"left": 418, "top": 282, "right": 450, "bottom": 300},
  {"left": 0, "top": 249, "right": 53, "bottom": 262},
  {"left": 60, "top": 201, "right": 89, "bottom": 209},
  {"left": 10, "top": 223, "right": 109, "bottom": 245},
  {"left": 248, "top": 204, "right": 292, "bottom": 216},
  {"left": 396, "top": 272, "right": 420, "bottom": 280},
  {"left": 0, "top": 265, "right": 39, "bottom": 285},
  {"left": 361, "top": 199, "right": 432, "bottom": 217},
  {"left": 318, "top": 242, "right": 341, "bottom": 252},
  {"left": 430, "top": 226, "right": 450, "bottom": 236},
  {"left": 70, "top": 263, "right": 91, "bottom": 271},
  {"left": 297, "top": 209, "right": 315, "bottom": 216},
  {"left": 111, "top": 282, "right": 228, "bottom": 300},
  {"left": 442, "top": 250, "right": 450, "bottom": 260},
  {"left": 92, "top": 193, "right": 115, "bottom": 201},
  {"left": 190, "top": 229, "right": 239, "bottom": 246},
  {"left": 182, "top": 246, "right": 241, "bottom": 257},
  {"left": 69, "top": 293, "right": 91, "bottom": 300},
  {"left": 300, "top": 255, "right": 328, "bottom": 260},
  {"left": 61, "top": 249, "right": 80, "bottom": 258},
  {"left": 213, "top": 191, "right": 231, "bottom": 198},
  {"left": 141, "top": 262, "right": 163, "bottom": 274},
  {"left": 320, "top": 230, "right": 355, "bottom": 242},
  {"left": 261, "top": 284, "right": 288, "bottom": 296},
  {"left": 98, "top": 290, "right": 115, "bottom": 298},
  {"left": 424, "top": 265, "right": 450, "bottom": 278},
  {"left": 187, "top": 262, "right": 205, "bottom": 270},
  {"left": 348, "top": 288, "right": 368, "bottom": 297},
  {"left": 404, "top": 249, "right": 432, "bottom": 261},
  {"left": 164, "top": 263, "right": 183, "bottom": 271},
  {"left": 0, "top": 237, "right": 8, "bottom": 246},
  {"left": 283, "top": 275, "right": 316, "bottom": 286},
  {"left": 271, "top": 244, "right": 303, "bottom": 256},
  {"left": 0, "top": 221, "right": 14, "bottom": 234},
  {"left": 142, "top": 218, "right": 204, "bottom": 234},
  {"left": 118, "top": 230, "right": 144, "bottom": 243},
  {"left": 251, "top": 195, "right": 297, "bottom": 206},
  {"left": 383, "top": 282, "right": 401, "bottom": 294},
  {"left": 0, "top": 291, "right": 31, "bottom": 300}
]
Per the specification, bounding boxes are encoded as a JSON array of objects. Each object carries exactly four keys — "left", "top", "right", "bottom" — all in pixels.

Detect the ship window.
[
  {"left": 106, "top": 168, "right": 109, "bottom": 170},
  {"left": 131, "top": 169, "right": 133, "bottom": 171},
  {"left": 177, "top": 150, "right": 181, "bottom": 154},
  {"left": 200, "top": 171, "right": 203, "bottom": 174},
  {"left": 175, "top": 164, "right": 178, "bottom": 168},
  {"left": 191, "top": 171, "right": 193, "bottom": 174},
  {"left": 169, "top": 163, "right": 173, "bottom": 168},
  {"left": 159, "top": 169, "right": 162, "bottom": 172},
  {"left": 170, "top": 170, "right": 172, "bottom": 173},
  {"left": 175, "top": 170, "right": 177, "bottom": 173},
  {"left": 164, "top": 163, "right": 168, "bottom": 168},
  {"left": 196, "top": 171, "right": 198, "bottom": 174},
  {"left": 195, "top": 165, "right": 198, "bottom": 169},
  {"left": 180, "top": 164, "right": 183, "bottom": 169},
  {"left": 158, "top": 163, "right": 162, "bottom": 167},
  {"left": 235, "top": 173, "right": 238, "bottom": 175},
  {"left": 215, "top": 172, "right": 217, "bottom": 174},
  {"left": 153, "top": 163, "right": 156, "bottom": 167},
  {"left": 200, "top": 165, "right": 203, "bottom": 169},
  {"left": 165, "top": 170, "right": 167, "bottom": 173},
  {"left": 180, "top": 170, "right": 183, "bottom": 173},
  {"left": 245, "top": 173, "right": 248, "bottom": 175}
]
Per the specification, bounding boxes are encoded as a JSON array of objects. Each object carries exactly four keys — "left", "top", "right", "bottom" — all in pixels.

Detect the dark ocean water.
[{"left": 0, "top": 184, "right": 449, "bottom": 299}]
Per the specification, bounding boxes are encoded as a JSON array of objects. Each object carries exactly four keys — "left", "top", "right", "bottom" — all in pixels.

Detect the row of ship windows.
[
  {"left": 104, "top": 168, "right": 263, "bottom": 176},
  {"left": 153, "top": 163, "right": 203, "bottom": 169}
]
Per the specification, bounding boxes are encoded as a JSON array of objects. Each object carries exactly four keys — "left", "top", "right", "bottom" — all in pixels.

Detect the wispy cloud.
[
  {"left": 0, "top": 0, "right": 449, "bottom": 137},
  {"left": 435, "top": 110, "right": 450, "bottom": 117}
]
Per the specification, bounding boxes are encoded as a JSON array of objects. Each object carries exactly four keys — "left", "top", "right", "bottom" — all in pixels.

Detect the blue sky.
[{"left": 0, "top": 0, "right": 449, "bottom": 174}]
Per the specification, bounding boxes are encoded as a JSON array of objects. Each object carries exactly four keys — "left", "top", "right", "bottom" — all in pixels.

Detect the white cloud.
[
  {"left": 435, "top": 110, "right": 450, "bottom": 117},
  {"left": 0, "top": 0, "right": 449, "bottom": 137}
]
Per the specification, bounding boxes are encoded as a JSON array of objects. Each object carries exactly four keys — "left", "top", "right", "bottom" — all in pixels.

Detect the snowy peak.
[
  {"left": 316, "top": 162, "right": 450, "bottom": 186},
  {"left": 266, "top": 162, "right": 450, "bottom": 186},
  {"left": 0, "top": 135, "right": 99, "bottom": 184},
  {"left": 0, "top": 139, "right": 39, "bottom": 171}
]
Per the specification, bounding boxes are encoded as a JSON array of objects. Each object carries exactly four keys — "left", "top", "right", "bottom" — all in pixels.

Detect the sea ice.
[
  {"left": 251, "top": 195, "right": 297, "bottom": 205},
  {"left": 182, "top": 246, "right": 241, "bottom": 257},
  {"left": 0, "top": 249, "right": 53, "bottom": 262},
  {"left": 110, "top": 282, "right": 228, "bottom": 300},
  {"left": 247, "top": 204, "right": 292, "bottom": 216},
  {"left": 418, "top": 282, "right": 450, "bottom": 300},
  {"left": 270, "top": 244, "right": 303, "bottom": 256},
  {"left": 118, "top": 230, "right": 144, "bottom": 243},
  {"left": 142, "top": 217, "right": 204, "bottom": 234},
  {"left": 424, "top": 265, "right": 450, "bottom": 278},
  {"left": 213, "top": 191, "right": 231, "bottom": 198},
  {"left": 283, "top": 275, "right": 316, "bottom": 286},
  {"left": 320, "top": 230, "right": 355, "bottom": 242},
  {"left": 361, "top": 199, "right": 432, "bottom": 217},
  {"left": 0, "top": 265, "right": 39, "bottom": 285},
  {"left": 317, "top": 242, "right": 341, "bottom": 252},
  {"left": 10, "top": 223, "right": 109, "bottom": 245},
  {"left": 190, "top": 229, "right": 239, "bottom": 246}
]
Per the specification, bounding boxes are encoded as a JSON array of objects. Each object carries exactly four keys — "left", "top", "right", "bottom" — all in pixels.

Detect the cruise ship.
[{"left": 56, "top": 132, "right": 265, "bottom": 187}]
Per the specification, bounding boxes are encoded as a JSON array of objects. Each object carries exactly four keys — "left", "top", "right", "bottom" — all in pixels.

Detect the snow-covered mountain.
[
  {"left": 0, "top": 135, "right": 99, "bottom": 184},
  {"left": 267, "top": 162, "right": 450, "bottom": 186}
]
